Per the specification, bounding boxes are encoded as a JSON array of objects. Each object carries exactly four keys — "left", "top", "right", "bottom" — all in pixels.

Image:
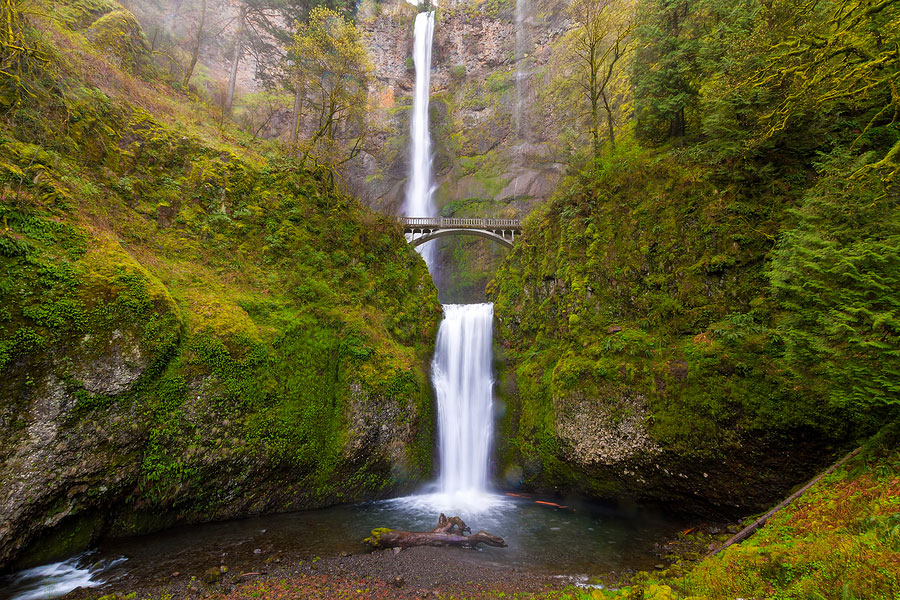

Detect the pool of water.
[{"left": 0, "top": 492, "right": 689, "bottom": 600}]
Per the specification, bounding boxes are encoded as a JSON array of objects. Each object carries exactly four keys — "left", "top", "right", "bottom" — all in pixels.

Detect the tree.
[
  {"left": 0, "top": 0, "right": 49, "bottom": 108},
  {"left": 631, "top": 0, "right": 700, "bottom": 143},
  {"left": 288, "top": 6, "right": 373, "bottom": 167},
  {"left": 182, "top": 0, "right": 207, "bottom": 88},
  {"left": 752, "top": 0, "right": 900, "bottom": 182},
  {"left": 566, "top": 0, "right": 636, "bottom": 157},
  {"left": 763, "top": 0, "right": 900, "bottom": 408},
  {"left": 224, "top": 0, "right": 351, "bottom": 115}
]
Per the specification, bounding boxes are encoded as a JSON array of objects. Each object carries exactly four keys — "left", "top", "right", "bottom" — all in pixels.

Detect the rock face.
[
  {"left": 555, "top": 387, "right": 660, "bottom": 466},
  {"left": 346, "top": 0, "right": 574, "bottom": 300},
  {"left": 0, "top": 294, "right": 174, "bottom": 568},
  {"left": 0, "top": 230, "right": 439, "bottom": 572},
  {"left": 489, "top": 152, "right": 869, "bottom": 516}
]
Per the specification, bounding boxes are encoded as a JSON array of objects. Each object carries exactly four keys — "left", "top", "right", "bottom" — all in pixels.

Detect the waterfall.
[
  {"left": 432, "top": 303, "right": 495, "bottom": 497},
  {"left": 513, "top": 0, "right": 529, "bottom": 140},
  {"left": 405, "top": 10, "right": 437, "bottom": 269},
  {"left": 512, "top": 0, "right": 531, "bottom": 198}
]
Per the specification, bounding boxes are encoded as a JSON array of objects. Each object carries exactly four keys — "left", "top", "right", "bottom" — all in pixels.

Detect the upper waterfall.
[{"left": 405, "top": 10, "right": 437, "bottom": 270}]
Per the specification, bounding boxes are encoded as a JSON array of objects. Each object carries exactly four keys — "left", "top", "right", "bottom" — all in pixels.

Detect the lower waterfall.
[{"left": 432, "top": 303, "right": 495, "bottom": 497}]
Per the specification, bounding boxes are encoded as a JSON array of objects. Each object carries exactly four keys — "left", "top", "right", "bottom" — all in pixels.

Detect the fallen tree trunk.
[
  {"left": 364, "top": 514, "right": 507, "bottom": 549},
  {"left": 707, "top": 446, "right": 863, "bottom": 557}
]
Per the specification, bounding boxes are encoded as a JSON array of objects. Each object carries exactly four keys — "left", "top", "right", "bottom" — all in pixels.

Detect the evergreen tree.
[{"left": 631, "top": 0, "right": 700, "bottom": 143}]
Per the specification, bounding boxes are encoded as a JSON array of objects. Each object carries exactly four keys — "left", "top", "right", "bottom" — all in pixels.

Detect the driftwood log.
[
  {"left": 364, "top": 514, "right": 507, "bottom": 549},
  {"left": 707, "top": 446, "right": 863, "bottom": 557}
]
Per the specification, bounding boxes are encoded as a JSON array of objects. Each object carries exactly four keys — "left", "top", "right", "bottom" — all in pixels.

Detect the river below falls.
[{"left": 1, "top": 492, "right": 693, "bottom": 600}]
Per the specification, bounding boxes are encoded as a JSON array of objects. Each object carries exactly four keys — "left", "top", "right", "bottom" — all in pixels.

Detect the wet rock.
[
  {"left": 555, "top": 386, "right": 660, "bottom": 466},
  {"left": 72, "top": 329, "right": 149, "bottom": 396},
  {"left": 203, "top": 567, "right": 222, "bottom": 584}
]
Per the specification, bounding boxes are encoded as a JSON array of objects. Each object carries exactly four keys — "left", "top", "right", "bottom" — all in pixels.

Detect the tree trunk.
[
  {"left": 183, "top": 0, "right": 206, "bottom": 89},
  {"left": 707, "top": 447, "right": 863, "bottom": 557},
  {"left": 290, "top": 85, "right": 303, "bottom": 146},
  {"left": 589, "top": 42, "right": 600, "bottom": 160},
  {"left": 364, "top": 514, "right": 507, "bottom": 550},
  {"left": 602, "top": 89, "right": 615, "bottom": 148},
  {"left": 225, "top": 7, "right": 246, "bottom": 116}
]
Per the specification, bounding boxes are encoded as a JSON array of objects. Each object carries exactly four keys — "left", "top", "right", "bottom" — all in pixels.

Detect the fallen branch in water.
[{"left": 364, "top": 514, "right": 507, "bottom": 549}]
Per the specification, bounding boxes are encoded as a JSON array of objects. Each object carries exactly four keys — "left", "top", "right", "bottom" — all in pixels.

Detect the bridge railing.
[{"left": 400, "top": 217, "right": 522, "bottom": 229}]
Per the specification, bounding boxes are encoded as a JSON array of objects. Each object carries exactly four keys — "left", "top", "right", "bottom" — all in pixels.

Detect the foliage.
[
  {"left": 610, "top": 429, "right": 900, "bottom": 599},
  {"left": 768, "top": 153, "right": 900, "bottom": 408},
  {"left": 491, "top": 0, "right": 900, "bottom": 509},
  {"left": 631, "top": 0, "right": 699, "bottom": 142},
  {"left": 0, "top": 0, "right": 441, "bottom": 562},
  {"left": 0, "top": 0, "right": 51, "bottom": 108},
  {"left": 563, "top": 0, "right": 635, "bottom": 156},
  {"left": 288, "top": 6, "right": 374, "bottom": 167}
]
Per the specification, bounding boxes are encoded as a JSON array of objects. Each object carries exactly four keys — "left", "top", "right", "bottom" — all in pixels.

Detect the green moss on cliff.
[
  {"left": 0, "top": 0, "right": 440, "bottom": 568},
  {"left": 488, "top": 138, "right": 882, "bottom": 512}
]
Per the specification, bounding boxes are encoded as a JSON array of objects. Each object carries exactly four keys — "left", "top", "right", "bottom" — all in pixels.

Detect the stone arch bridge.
[{"left": 400, "top": 217, "right": 522, "bottom": 248}]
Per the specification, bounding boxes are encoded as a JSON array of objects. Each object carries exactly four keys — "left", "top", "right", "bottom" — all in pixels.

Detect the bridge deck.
[
  {"left": 400, "top": 216, "right": 522, "bottom": 248},
  {"left": 400, "top": 217, "right": 522, "bottom": 230}
]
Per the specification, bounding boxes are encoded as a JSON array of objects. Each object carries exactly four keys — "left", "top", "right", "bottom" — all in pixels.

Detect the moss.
[
  {"left": 488, "top": 139, "right": 876, "bottom": 512},
  {"left": 85, "top": 9, "right": 153, "bottom": 75},
  {"left": 54, "top": 0, "right": 121, "bottom": 30},
  {"left": 0, "top": 0, "right": 442, "bottom": 566}
]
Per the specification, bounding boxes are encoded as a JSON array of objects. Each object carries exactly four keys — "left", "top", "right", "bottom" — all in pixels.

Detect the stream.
[{"left": 0, "top": 493, "right": 690, "bottom": 600}]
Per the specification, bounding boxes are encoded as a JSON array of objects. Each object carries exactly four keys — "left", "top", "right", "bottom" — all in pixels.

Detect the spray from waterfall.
[
  {"left": 513, "top": 0, "right": 529, "bottom": 140},
  {"left": 405, "top": 9, "right": 437, "bottom": 270}
]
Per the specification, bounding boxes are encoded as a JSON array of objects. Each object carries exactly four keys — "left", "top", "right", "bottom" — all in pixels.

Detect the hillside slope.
[
  {"left": 488, "top": 0, "right": 899, "bottom": 513},
  {"left": 0, "top": 0, "right": 440, "bottom": 569}
]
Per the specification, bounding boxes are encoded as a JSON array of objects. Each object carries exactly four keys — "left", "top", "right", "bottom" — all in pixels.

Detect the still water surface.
[{"left": 1, "top": 492, "right": 688, "bottom": 600}]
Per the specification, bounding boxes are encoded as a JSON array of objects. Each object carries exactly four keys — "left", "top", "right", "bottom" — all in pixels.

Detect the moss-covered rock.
[
  {"left": 85, "top": 9, "right": 152, "bottom": 74},
  {"left": 488, "top": 142, "right": 882, "bottom": 515},
  {"left": 0, "top": 0, "right": 441, "bottom": 570}
]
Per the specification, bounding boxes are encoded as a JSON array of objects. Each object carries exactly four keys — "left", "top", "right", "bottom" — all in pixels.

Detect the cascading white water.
[
  {"left": 405, "top": 9, "right": 437, "bottom": 269},
  {"left": 512, "top": 0, "right": 531, "bottom": 198},
  {"left": 513, "top": 0, "right": 529, "bottom": 140},
  {"left": 432, "top": 303, "right": 495, "bottom": 498}
]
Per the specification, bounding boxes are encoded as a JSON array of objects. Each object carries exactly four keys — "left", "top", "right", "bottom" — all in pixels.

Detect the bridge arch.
[
  {"left": 401, "top": 217, "right": 521, "bottom": 249},
  {"left": 409, "top": 228, "right": 514, "bottom": 248}
]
